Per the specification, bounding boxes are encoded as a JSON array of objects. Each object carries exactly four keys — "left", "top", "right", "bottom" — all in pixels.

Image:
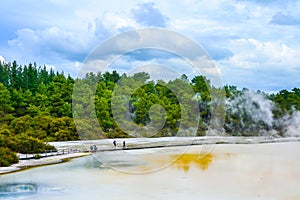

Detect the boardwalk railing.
[{"left": 18, "top": 148, "right": 82, "bottom": 160}]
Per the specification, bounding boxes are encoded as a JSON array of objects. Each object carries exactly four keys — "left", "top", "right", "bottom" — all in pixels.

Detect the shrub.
[
  {"left": 0, "top": 147, "right": 19, "bottom": 167},
  {"left": 11, "top": 135, "right": 57, "bottom": 154}
]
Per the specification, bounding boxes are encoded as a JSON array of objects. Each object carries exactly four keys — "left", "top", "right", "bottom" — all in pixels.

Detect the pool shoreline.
[
  {"left": 1, "top": 136, "right": 300, "bottom": 175},
  {"left": 0, "top": 152, "right": 91, "bottom": 175}
]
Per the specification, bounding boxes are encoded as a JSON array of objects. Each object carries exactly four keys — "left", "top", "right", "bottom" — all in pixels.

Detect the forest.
[{"left": 0, "top": 61, "right": 299, "bottom": 166}]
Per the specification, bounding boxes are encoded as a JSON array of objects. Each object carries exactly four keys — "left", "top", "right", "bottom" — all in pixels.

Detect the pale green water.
[{"left": 1, "top": 142, "right": 300, "bottom": 200}]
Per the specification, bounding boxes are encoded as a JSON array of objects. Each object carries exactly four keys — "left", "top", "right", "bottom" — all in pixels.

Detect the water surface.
[{"left": 1, "top": 142, "right": 300, "bottom": 200}]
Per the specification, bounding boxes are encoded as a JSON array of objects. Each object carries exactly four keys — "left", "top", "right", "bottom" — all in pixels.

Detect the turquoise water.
[
  {"left": 0, "top": 183, "right": 37, "bottom": 197},
  {"left": 0, "top": 154, "right": 113, "bottom": 200}
]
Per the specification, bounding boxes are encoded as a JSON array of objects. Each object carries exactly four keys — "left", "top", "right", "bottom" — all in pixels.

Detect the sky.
[{"left": 0, "top": 0, "right": 300, "bottom": 92}]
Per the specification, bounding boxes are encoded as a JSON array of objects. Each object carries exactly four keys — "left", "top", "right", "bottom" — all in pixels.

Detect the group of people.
[
  {"left": 113, "top": 140, "right": 126, "bottom": 149},
  {"left": 89, "top": 140, "right": 126, "bottom": 152},
  {"left": 90, "top": 144, "right": 97, "bottom": 152}
]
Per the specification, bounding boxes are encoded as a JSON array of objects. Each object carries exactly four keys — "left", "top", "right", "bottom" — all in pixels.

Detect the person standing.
[
  {"left": 113, "top": 140, "right": 117, "bottom": 148},
  {"left": 122, "top": 141, "right": 126, "bottom": 149}
]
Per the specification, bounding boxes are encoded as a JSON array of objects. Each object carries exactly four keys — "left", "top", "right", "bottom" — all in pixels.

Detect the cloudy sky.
[{"left": 1, "top": 0, "right": 300, "bottom": 92}]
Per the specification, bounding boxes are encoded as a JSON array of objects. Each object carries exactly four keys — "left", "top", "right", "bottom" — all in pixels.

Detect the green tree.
[{"left": 0, "top": 83, "right": 14, "bottom": 118}]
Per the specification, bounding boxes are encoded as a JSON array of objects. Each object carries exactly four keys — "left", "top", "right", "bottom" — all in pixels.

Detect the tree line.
[{"left": 0, "top": 61, "right": 299, "bottom": 166}]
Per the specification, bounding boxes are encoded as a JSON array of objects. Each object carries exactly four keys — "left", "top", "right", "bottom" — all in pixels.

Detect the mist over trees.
[{"left": 0, "top": 61, "right": 300, "bottom": 165}]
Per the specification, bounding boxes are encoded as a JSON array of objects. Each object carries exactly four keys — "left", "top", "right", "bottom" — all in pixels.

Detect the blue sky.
[{"left": 0, "top": 0, "right": 300, "bottom": 92}]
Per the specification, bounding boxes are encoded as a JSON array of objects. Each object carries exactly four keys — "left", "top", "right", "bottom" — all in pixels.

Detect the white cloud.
[
  {"left": 101, "top": 12, "right": 137, "bottom": 32},
  {"left": 1, "top": 0, "right": 300, "bottom": 92},
  {"left": 222, "top": 38, "right": 300, "bottom": 69},
  {"left": 128, "top": 64, "right": 180, "bottom": 81},
  {"left": 44, "top": 64, "right": 56, "bottom": 71},
  {"left": 217, "top": 38, "right": 300, "bottom": 91},
  {"left": 0, "top": 56, "right": 5, "bottom": 63},
  {"left": 77, "top": 28, "right": 223, "bottom": 85},
  {"left": 79, "top": 59, "right": 111, "bottom": 77},
  {"left": 7, "top": 26, "right": 98, "bottom": 64},
  {"left": 131, "top": 2, "right": 169, "bottom": 27}
]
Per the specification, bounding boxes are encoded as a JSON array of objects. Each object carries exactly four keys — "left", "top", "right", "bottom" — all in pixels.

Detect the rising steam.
[
  {"left": 283, "top": 111, "right": 300, "bottom": 137},
  {"left": 224, "top": 90, "right": 299, "bottom": 137}
]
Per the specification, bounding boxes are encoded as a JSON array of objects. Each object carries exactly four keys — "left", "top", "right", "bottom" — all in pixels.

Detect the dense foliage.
[
  {"left": 0, "top": 61, "right": 299, "bottom": 165},
  {"left": 0, "top": 147, "right": 19, "bottom": 167}
]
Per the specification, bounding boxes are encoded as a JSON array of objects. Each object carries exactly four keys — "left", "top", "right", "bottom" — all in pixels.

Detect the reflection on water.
[
  {"left": 171, "top": 153, "right": 213, "bottom": 172},
  {"left": 93, "top": 151, "right": 149, "bottom": 172},
  {"left": 0, "top": 183, "right": 37, "bottom": 198}
]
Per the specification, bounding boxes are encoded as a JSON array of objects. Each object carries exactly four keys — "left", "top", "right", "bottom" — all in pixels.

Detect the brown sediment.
[{"left": 170, "top": 153, "right": 214, "bottom": 172}]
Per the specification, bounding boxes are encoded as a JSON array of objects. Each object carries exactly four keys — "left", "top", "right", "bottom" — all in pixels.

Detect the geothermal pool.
[{"left": 1, "top": 142, "right": 300, "bottom": 200}]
